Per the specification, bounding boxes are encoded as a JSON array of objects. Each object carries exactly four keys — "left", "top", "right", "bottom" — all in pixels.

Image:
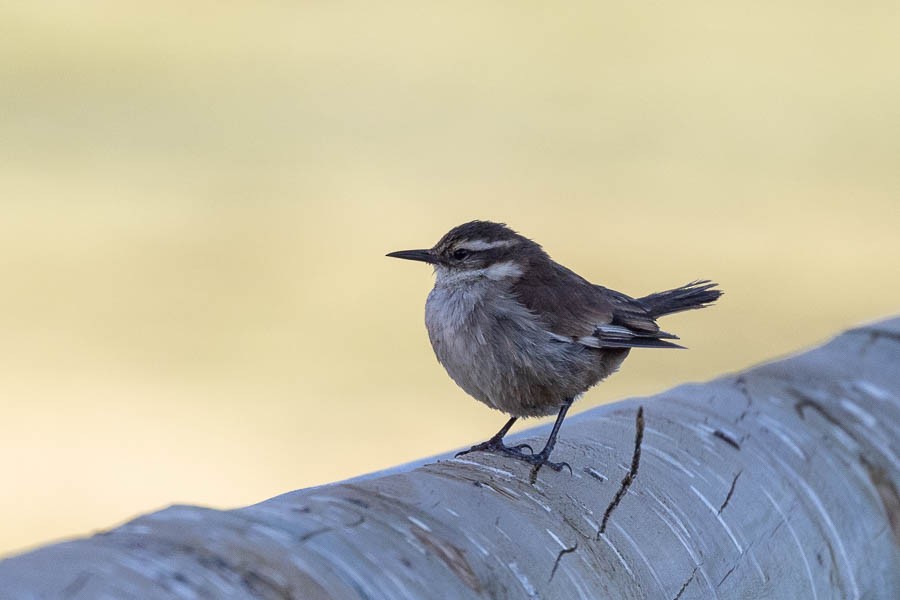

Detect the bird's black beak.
[{"left": 386, "top": 249, "right": 437, "bottom": 264}]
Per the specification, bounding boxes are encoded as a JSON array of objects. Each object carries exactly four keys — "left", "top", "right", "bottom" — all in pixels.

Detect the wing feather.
[{"left": 511, "top": 264, "right": 685, "bottom": 350}]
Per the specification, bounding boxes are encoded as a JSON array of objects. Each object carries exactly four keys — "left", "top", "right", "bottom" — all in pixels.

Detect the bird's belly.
[{"left": 425, "top": 286, "right": 627, "bottom": 417}]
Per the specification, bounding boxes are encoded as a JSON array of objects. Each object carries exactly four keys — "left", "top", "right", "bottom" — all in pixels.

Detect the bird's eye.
[{"left": 451, "top": 248, "right": 470, "bottom": 260}]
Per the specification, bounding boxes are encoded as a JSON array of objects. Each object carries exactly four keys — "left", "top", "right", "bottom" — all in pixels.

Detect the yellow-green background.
[{"left": 2, "top": 2, "right": 898, "bottom": 557}]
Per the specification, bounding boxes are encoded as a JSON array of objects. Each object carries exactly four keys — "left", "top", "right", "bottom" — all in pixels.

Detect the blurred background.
[{"left": 2, "top": 1, "right": 898, "bottom": 558}]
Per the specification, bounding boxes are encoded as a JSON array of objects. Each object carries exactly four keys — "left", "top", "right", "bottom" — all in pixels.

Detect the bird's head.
[{"left": 387, "top": 220, "right": 545, "bottom": 283}]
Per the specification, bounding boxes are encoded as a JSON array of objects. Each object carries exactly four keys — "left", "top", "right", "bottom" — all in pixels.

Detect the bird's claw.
[
  {"left": 455, "top": 439, "right": 534, "bottom": 459},
  {"left": 507, "top": 443, "right": 534, "bottom": 455},
  {"left": 454, "top": 438, "right": 571, "bottom": 484},
  {"left": 524, "top": 453, "right": 572, "bottom": 484}
]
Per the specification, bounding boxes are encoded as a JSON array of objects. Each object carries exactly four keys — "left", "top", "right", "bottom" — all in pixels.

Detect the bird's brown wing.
[{"left": 510, "top": 264, "right": 684, "bottom": 349}]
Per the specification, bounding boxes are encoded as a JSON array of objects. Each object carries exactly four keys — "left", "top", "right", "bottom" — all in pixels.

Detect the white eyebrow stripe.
[{"left": 456, "top": 239, "right": 516, "bottom": 251}]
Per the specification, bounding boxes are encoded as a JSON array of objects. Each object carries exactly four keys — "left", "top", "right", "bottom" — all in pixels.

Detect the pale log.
[{"left": 2, "top": 318, "right": 899, "bottom": 599}]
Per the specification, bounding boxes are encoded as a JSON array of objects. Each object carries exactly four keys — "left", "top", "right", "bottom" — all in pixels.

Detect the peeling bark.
[{"left": 2, "top": 318, "right": 899, "bottom": 599}]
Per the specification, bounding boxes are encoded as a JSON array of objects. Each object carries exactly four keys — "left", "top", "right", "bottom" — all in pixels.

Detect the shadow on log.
[{"left": 2, "top": 318, "right": 899, "bottom": 599}]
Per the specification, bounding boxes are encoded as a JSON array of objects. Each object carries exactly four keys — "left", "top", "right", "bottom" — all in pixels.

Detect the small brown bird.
[{"left": 388, "top": 221, "right": 721, "bottom": 478}]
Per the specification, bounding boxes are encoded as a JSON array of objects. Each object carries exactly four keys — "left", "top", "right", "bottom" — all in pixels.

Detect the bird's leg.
[
  {"left": 455, "top": 417, "right": 534, "bottom": 458},
  {"left": 523, "top": 397, "right": 574, "bottom": 483}
]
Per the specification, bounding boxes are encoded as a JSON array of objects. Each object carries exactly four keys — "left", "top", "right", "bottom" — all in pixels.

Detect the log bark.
[{"left": 2, "top": 318, "right": 899, "bottom": 599}]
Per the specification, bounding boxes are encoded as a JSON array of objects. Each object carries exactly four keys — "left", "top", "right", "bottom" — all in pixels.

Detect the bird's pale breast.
[{"left": 424, "top": 278, "right": 626, "bottom": 417}]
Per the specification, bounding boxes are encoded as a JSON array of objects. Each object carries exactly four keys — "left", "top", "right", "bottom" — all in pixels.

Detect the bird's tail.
[{"left": 638, "top": 280, "right": 722, "bottom": 318}]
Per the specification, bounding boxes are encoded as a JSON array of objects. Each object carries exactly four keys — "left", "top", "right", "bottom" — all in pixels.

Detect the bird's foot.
[
  {"left": 455, "top": 439, "right": 533, "bottom": 459},
  {"left": 518, "top": 450, "right": 572, "bottom": 484}
]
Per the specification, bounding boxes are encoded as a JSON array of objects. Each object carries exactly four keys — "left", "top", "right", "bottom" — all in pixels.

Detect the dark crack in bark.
[
  {"left": 713, "top": 430, "right": 741, "bottom": 450},
  {"left": 473, "top": 480, "right": 522, "bottom": 502},
  {"left": 300, "top": 513, "right": 365, "bottom": 543},
  {"left": 791, "top": 389, "right": 842, "bottom": 428},
  {"left": 298, "top": 527, "right": 332, "bottom": 543},
  {"left": 791, "top": 387, "right": 876, "bottom": 456},
  {"left": 599, "top": 406, "right": 644, "bottom": 536},
  {"left": 584, "top": 466, "right": 607, "bottom": 482},
  {"left": 548, "top": 542, "right": 578, "bottom": 583},
  {"left": 673, "top": 566, "right": 698, "bottom": 600},
  {"left": 718, "top": 471, "right": 742, "bottom": 515},
  {"left": 717, "top": 563, "right": 739, "bottom": 587}
]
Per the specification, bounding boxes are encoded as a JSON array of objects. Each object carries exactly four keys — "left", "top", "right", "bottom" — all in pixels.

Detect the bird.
[{"left": 387, "top": 220, "right": 721, "bottom": 480}]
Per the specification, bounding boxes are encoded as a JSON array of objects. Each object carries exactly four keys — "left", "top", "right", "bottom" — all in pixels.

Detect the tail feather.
[{"left": 638, "top": 280, "right": 722, "bottom": 318}]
